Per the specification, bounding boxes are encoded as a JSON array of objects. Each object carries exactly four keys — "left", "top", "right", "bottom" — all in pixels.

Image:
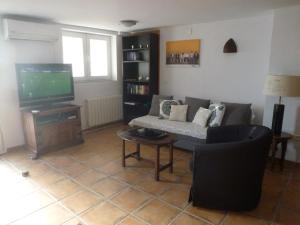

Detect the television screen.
[{"left": 16, "top": 64, "right": 74, "bottom": 107}]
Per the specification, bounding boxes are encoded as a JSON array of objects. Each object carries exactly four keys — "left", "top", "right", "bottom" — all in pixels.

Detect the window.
[
  {"left": 89, "top": 37, "right": 109, "bottom": 77},
  {"left": 62, "top": 31, "right": 112, "bottom": 80},
  {"left": 62, "top": 35, "right": 85, "bottom": 78}
]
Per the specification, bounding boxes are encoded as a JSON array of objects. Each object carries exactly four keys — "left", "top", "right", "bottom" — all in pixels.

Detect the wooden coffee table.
[{"left": 117, "top": 128, "right": 176, "bottom": 181}]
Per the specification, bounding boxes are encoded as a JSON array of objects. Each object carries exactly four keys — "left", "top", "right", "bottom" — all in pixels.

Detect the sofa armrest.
[
  {"left": 193, "top": 141, "right": 266, "bottom": 184},
  {"left": 190, "top": 141, "right": 267, "bottom": 210},
  {"left": 192, "top": 142, "right": 247, "bottom": 171},
  {"left": 192, "top": 139, "right": 268, "bottom": 184}
]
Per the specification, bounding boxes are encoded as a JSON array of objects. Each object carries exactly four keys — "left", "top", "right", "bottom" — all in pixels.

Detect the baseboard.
[
  {"left": 6, "top": 144, "right": 25, "bottom": 152},
  {"left": 82, "top": 120, "right": 124, "bottom": 134}
]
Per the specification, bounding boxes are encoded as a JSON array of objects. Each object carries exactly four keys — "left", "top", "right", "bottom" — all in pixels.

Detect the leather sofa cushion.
[
  {"left": 221, "top": 102, "right": 252, "bottom": 125},
  {"left": 148, "top": 95, "right": 173, "bottom": 116},
  {"left": 185, "top": 97, "right": 210, "bottom": 122}
]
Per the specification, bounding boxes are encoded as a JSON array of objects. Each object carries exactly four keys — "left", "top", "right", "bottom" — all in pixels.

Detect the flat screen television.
[{"left": 16, "top": 64, "right": 74, "bottom": 107}]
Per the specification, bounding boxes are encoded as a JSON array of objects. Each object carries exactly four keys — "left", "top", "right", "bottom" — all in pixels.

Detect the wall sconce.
[{"left": 223, "top": 38, "right": 237, "bottom": 53}]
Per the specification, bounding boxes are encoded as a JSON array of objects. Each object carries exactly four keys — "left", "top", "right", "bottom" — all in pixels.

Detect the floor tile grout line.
[
  {"left": 17, "top": 172, "right": 81, "bottom": 224},
  {"left": 60, "top": 215, "right": 83, "bottom": 225},
  {"left": 181, "top": 210, "right": 219, "bottom": 225},
  {"left": 73, "top": 201, "right": 110, "bottom": 225},
  {"left": 166, "top": 200, "right": 194, "bottom": 225},
  {"left": 43, "top": 151, "right": 273, "bottom": 225},
  {"left": 2, "top": 127, "right": 300, "bottom": 222},
  {"left": 108, "top": 198, "right": 153, "bottom": 225},
  {"left": 2, "top": 158, "right": 65, "bottom": 224},
  {"left": 2, "top": 151, "right": 197, "bottom": 225},
  {"left": 56, "top": 198, "right": 92, "bottom": 225},
  {"left": 6, "top": 192, "right": 62, "bottom": 225},
  {"left": 167, "top": 210, "right": 186, "bottom": 225},
  {"left": 115, "top": 213, "right": 152, "bottom": 225},
  {"left": 219, "top": 213, "right": 229, "bottom": 225},
  {"left": 166, "top": 195, "right": 220, "bottom": 225},
  {"left": 90, "top": 176, "right": 186, "bottom": 225},
  {"left": 38, "top": 160, "right": 120, "bottom": 200},
  {"left": 2, "top": 149, "right": 217, "bottom": 225},
  {"left": 39, "top": 157, "right": 158, "bottom": 225}
]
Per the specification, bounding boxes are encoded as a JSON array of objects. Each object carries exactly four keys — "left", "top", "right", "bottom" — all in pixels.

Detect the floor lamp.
[{"left": 263, "top": 75, "right": 300, "bottom": 135}]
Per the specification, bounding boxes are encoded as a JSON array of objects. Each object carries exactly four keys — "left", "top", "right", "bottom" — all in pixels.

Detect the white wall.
[
  {"left": 159, "top": 8, "right": 300, "bottom": 162},
  {"left": 160, "top": 15, "right": 274, "bottom": 124},
  {"left": 263, "top": 5, "right": 300, "bottom": 162},
  {"left": 0, "top": 21, "right": 122, "bottom": 150},
  {"left": 0, "top": 24, "right": 59, "bottom": 150}
]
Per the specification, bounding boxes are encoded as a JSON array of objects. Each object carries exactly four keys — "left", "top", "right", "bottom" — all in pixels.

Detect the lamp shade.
[{"left": 263, "top": 75, "right": 300, "bottom": 97}]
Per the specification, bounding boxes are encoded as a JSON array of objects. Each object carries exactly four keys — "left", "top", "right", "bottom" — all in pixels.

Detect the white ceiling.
[{"left": 1, "top": 0, "right": 300, "bottom": 31}]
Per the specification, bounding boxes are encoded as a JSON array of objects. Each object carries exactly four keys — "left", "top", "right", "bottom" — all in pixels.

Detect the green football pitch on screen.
[{"left": 20, "top": 72, "right": 72, "bottom": 99}]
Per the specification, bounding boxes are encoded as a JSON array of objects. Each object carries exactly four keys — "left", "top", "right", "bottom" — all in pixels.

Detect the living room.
[{"left": 1, "top": 0, "right": 300, "bottom": 225}]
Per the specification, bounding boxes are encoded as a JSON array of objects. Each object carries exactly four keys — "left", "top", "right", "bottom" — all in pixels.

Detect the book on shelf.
[
  {"left": 124, "top": 78, "right": 149, "bottom": 83},
  {"left": 125, "top": 52, "right": 143, "bottom": 61},
  {"left": 124, "top": 102, "right": 151, "bottom": 108},
  {"left": 126, "top": 84, "right": 149, "bottom": 95}
]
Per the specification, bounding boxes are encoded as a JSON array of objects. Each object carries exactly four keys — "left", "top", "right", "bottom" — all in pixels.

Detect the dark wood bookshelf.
[{"left": 122, "top": 33, "right": 159, "bottom": 123}]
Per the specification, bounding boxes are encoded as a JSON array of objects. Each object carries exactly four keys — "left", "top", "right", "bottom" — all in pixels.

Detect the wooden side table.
[{"left": 271, "top": 132, "right": 292, "bottom": 171}]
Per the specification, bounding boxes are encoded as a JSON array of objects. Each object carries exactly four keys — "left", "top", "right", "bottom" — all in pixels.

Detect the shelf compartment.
[
  {"left": 126, "top": 93, "right": 150, "bottom": 97},
  {"left": 123, "top": 60, "right": 149, "bottom": 63},
  {"left": 124, "top": 79, "right": 149, "bottom": 84},
  {"left": 123, "top": 48, "right": 150, "bottom": 52}
]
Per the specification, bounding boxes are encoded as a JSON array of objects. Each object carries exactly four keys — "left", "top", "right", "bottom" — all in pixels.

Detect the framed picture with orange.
[{"left": 166, "top": 39, "right": 201, "bottom": 65}]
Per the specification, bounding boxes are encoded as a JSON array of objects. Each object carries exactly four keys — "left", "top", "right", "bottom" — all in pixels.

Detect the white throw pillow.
[
  {"left": 169, "top": 105, "right": 188, "bottom": 122},
  {"left": 192, "top": 107, "right": 212, "bottom": 127},
  {"left": 208, "top": 103, "right": 226, "bottom": 127},
  {"left": 160, "top": 100, "right": 181, "bottom": 119}
]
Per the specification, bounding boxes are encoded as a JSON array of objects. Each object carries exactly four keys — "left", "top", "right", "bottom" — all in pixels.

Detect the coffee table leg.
[
  {"left": 122, "top": 140, "right": 126, "bottom": 167},
  {"left": 169, "top": 143, "right": 173, "bottom": 173},
  {"left": 136, "top": 143, "right": 141, "bottom": 160},
  {"left": 155, "top": 145, "right": 160, "bottom": 181},
  {"left": 281, "top": 140, "right": 288, "bottom": 171}
]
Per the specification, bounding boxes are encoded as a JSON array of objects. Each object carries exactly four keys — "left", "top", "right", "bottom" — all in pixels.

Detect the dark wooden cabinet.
[
  {"left": 122, "top": 33, "right": 159, "bottom": 123},
  {"left": 21, "top": 104, "right": 83, "bottom": 159}
]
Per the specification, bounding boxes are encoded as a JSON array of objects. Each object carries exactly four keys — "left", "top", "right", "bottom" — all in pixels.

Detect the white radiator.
[{"left": 85, "top": 95, "right": 123, "bottom": 128}]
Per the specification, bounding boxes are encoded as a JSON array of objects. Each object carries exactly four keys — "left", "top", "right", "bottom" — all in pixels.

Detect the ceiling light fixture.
[{"left": 120, "top": 20, "right": 138, "bottom": 27}]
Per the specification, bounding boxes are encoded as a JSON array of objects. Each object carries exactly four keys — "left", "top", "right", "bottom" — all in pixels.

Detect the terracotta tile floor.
[{"left": 1, "top": 124, "right": 300, "bottom": 225}]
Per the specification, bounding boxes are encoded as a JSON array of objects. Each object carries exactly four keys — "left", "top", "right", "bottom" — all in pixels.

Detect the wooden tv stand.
[{"left": 21, "top": 104, "right": 84, "bottom": 159}]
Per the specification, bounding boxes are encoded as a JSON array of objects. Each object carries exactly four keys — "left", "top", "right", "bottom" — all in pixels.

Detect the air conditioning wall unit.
[{"left": 3, "top": 19, "right": 60, "bottom": 42}]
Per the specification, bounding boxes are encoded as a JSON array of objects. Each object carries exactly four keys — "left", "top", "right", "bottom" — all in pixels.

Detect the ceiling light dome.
[{"left": 120, "top": 20, "right": 138, "bottom": 27}]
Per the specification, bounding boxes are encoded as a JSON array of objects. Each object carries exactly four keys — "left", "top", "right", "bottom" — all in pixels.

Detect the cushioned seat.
[
  {"left": 189, "top": 125, "right": 272, "bottom": 211},
  {"left": 129, "top": 115, "right": 207, "bottom": 139}
]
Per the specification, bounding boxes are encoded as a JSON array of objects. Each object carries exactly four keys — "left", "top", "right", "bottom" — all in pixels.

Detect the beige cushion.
[
  {"left": 193, "top": 107, "right": 212, "bottom": 127},
  {"left": 169, "top": 105, "right": 188, "bottom": 122}
]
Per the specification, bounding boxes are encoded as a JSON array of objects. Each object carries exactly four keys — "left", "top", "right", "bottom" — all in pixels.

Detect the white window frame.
[
  {"left": 61, "top": 30, "right": 113, "bottom": 81},
  {"left": 87, "top": 33, "right": 112, "bottom": 79}
]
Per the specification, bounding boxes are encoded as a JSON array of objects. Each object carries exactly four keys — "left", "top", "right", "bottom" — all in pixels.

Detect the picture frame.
[{"left": 166, "top": 39, "right": 201, "bottom": 65}]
